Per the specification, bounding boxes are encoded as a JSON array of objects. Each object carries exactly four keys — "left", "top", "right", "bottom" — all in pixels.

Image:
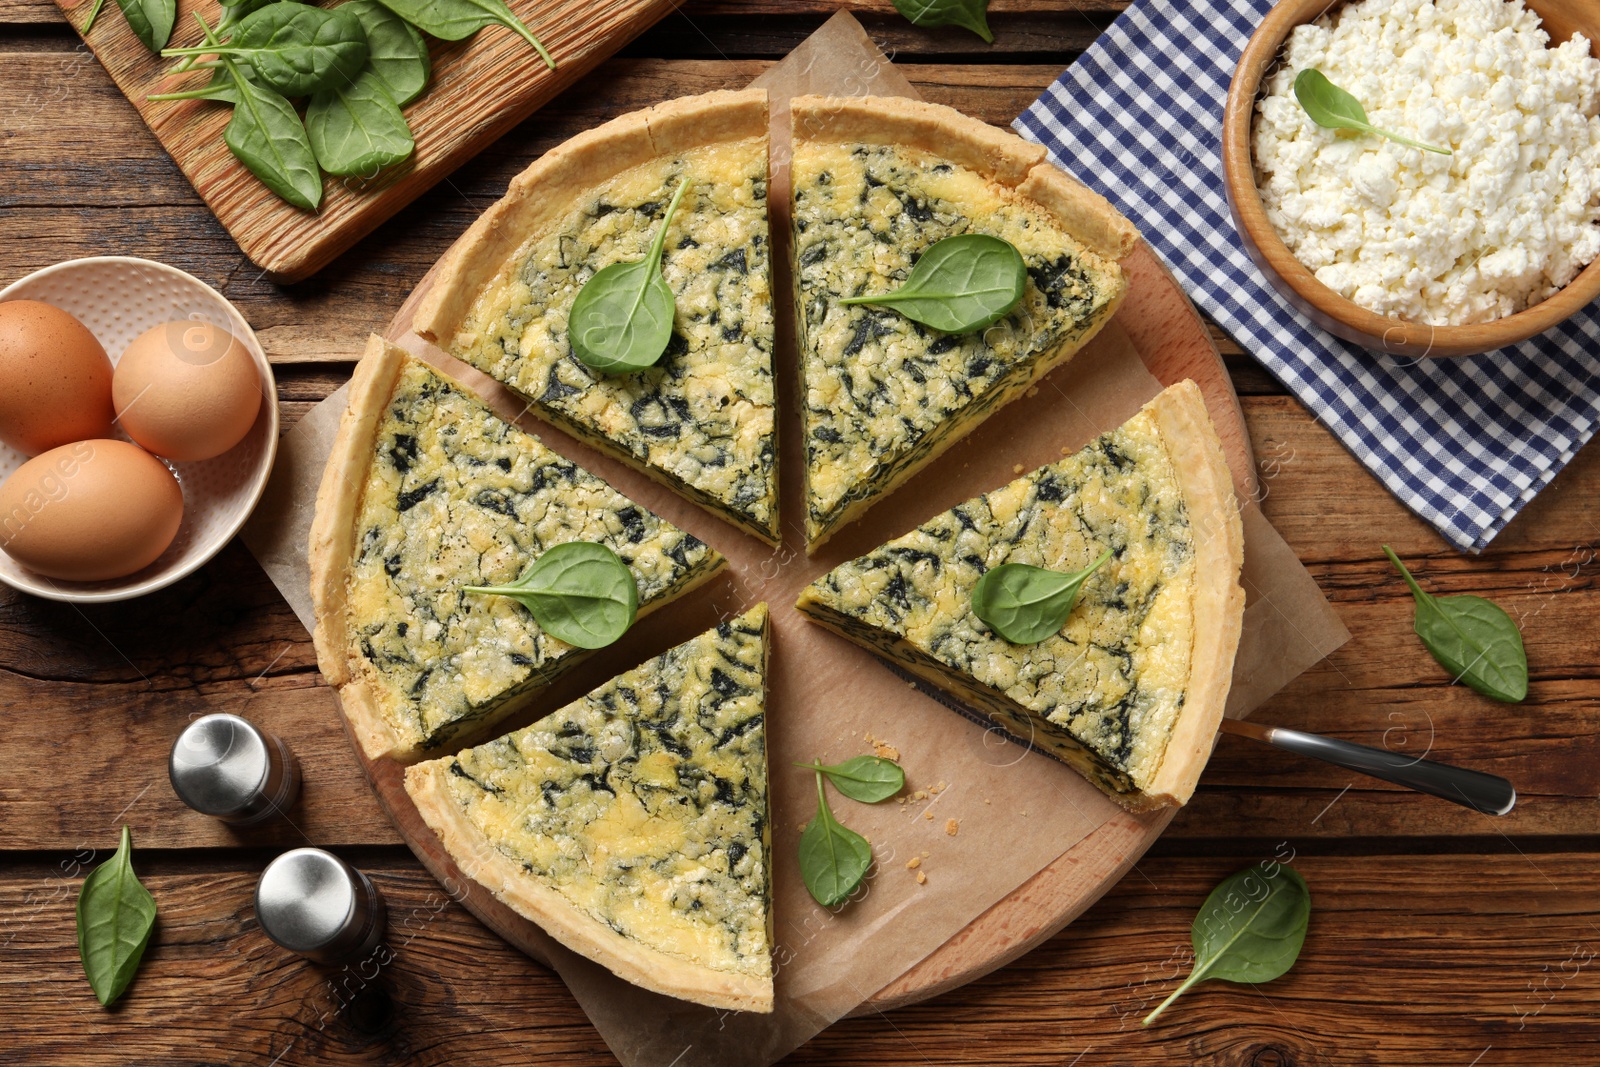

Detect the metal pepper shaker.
[
  {"left": 168, "top": 713, "right": 301, "bottom": 825},
  {"left": 255, "top": 848, "right": 387, "bottom": 965}
]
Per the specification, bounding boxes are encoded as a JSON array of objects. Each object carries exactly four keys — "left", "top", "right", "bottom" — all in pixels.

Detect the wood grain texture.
[
  {"left": 48, "top": 0, "right": 682, "bottom": 280},
  {"left": 4, "top": 853, "right": 1595, "bottom": 1064},
  {"left": 5, "top": 7, "right": 1600, "bottom": 1064}
]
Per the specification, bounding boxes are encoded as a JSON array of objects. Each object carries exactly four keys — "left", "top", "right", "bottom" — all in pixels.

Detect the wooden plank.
[
  {"left": 2, "top": 852, "right": 1591, "bottom": 1063},
  {"left": 2, "top": 396, "right": 1593, "bottom": 850},
  {"left": 46, "top": 0, "right": 682, "bottom": 280}
]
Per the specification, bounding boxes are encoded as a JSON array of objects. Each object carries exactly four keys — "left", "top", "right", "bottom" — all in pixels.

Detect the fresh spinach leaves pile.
[{"left": 148, "top": 0, "right": 555, "bottom": 210}]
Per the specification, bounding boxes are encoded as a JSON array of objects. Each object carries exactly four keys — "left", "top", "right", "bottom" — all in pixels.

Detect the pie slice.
[
  {"left": 412, "top": 89, "right": 780, "bottom": 545},
  {"left": 790, "top": 95, "right": 1139, "bottom": 551},
  {"left": 796, "top": 381, "right": 1244, "bottom": 810},
  {"left": 309, "top": 336, "right": 725, "bottom": 762},
  {"left": 405, "top": 604, "right": 774, "bottom": 1012}
]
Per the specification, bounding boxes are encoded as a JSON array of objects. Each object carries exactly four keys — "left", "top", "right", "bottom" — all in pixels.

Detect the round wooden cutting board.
[{"left": 351, "top": 225, "right": 1255, "bottom": 1014}]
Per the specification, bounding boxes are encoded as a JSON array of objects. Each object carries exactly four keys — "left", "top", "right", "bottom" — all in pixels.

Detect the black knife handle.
[{"left": 1223, "top": 720, "right": 1516, "bottom": 816}]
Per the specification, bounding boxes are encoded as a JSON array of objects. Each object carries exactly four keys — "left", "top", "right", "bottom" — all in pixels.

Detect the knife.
[{"left": 1219, "top": 718, "right": 1517, "bottom": 816}]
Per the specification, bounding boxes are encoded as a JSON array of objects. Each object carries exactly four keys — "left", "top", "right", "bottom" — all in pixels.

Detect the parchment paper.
[{"left": 242, "top": 12, "right": 1350, "bottom": 1065}]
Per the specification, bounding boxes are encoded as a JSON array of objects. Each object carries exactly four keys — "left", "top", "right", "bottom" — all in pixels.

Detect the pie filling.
[
  {"left": 410, "top": 605, "right": 773, "bottom": 986},
  {"left": 792, "top": 139, "right": 1125, "bottom": 547},
  {"left": 346, "top": 359, "right": 722, "bottom": 754},
  {"left": 447, "top": 141, "right": 779, "bottom": 543},
  {"left": 798, "top": 401, "right": 1199, "bottom": 802}
]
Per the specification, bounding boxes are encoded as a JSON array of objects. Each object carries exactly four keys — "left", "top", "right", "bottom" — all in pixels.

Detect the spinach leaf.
[
  {"left": 462, "top": 541, "right": 638, "bottom": 650},
  {"left": 892, "top": 0, "right": 994, "bottom": 43},
  {"left": 342, "top": 0, "right": 431, "bottom": 106},
  {"left": 1383, "top": 545, "right": 1527, "bottom": 702},
  {"left": 81, "top": 0, "right": 107, "bottom": 33},
  {"left": 839, "top": 233, "right": 1026, "bottom": 333},
  {"left": 167, "top": 0, "right": 289, "bottom": 74},
  {"left": 307, "top": 69, "right": 415, "bottom": 176},
  {"left": 569, "top": 179, "right": 691, "bottom": 374},
  {"left": 972, "top": 548, "right": 1112, "bottom": 644},
  {"left": 148, "top": 64, "right": 245, "bottom": 104},
  {"left": 114, "top": 0, "right": 177, "bottom": 51},
  {"left": 798, "top": 768, "right": 874, "bottom": 907},
  {"left": 1294, "top": 69, "right": 1452, "bottom": 155},
  {"left": 165, "top": 3, "right": 370, "bottom": 98},
  {"left": 77, "top": 826, "right": 157, "bottom": 1007},
  {"left": 220, "top": 53, "right": 324, "bottom": 210},
  {"left": 371, "top": 0, "right": 555, "bottom": 71},
  {"left": 1143, "top": 863, "right": 1310, "bottom": 1026},
  {"left": 797, "top": 756, "right": 905, "bottom": 803}
]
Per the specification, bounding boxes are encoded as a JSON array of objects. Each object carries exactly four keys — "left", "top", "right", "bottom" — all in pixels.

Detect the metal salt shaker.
[
  {"left": 255, "top": 848, "right": 387, "bottom": 965},
  {"left": 168, "top": 713, "right": 301, "bottom": 825}
]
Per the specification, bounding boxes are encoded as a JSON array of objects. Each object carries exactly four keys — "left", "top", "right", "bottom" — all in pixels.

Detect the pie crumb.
[
  {"left": 1027, "top": 386, "right": 1040, "bottom": 398},
  {"left": 916, "top": 871, "right": 927, "bottom": 885},
  {"left": 1012, "top": 464, "right": 1024, "bottom": 474},
  {"left": 923, "top": 810, "right": 933, "bottom": 821},
  {"left": 906, "top": 857, "right": 921, "bottom": 870},
  {"left": 945, "top": 819, "right": 959, "bottom": 837}
]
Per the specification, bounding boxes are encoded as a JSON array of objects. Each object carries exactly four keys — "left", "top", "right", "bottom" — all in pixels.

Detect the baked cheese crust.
[
  {"left": 309, "top": 336, "right": 724, "bottom": 762},
  {"left": 405, "top": 604, "right": 773, "bottom": 1012},
  {"left": 796, "top": 381, "right": 1243, "bottom": 810},
  {"left": 412, "top": 90, "right": 779, "bottom": 545},
  {"left": 790, "top": 95, "right": 1138, "bottom": 551}
]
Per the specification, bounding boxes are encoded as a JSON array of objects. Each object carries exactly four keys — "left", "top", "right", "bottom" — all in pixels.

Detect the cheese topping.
[
  {"left": 347, "top": 360, "right": 722, "bottom": 753},
  {"left": 798, "top": 406, "right": 1196, "bottom": 797},
  {"left": 1254, "top": 0, "right": 1600, "bottom": 325},
  {"left": 791, "top": 140, "right": 1124, "bottom": 546},
  {"left": 425, "top": 605, "right": 772, "bottom": 980},
  {"left": 447, "top": 140, "right": 779, "bottom": 541}
]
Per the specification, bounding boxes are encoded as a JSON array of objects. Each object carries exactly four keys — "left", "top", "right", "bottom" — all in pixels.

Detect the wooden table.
[{"left": 3, "top": 3, "right": 1597, "bottom": 1063}]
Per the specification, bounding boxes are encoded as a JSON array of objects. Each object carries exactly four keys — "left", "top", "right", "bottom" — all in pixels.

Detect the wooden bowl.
[{"left": 1222, "top": 0, "right": 1600, "bottom": 357}]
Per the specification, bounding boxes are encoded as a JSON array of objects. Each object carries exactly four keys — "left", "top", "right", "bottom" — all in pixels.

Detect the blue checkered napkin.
[{"left": 1014, "top": 0, "right": 1600, "bottom": 552}]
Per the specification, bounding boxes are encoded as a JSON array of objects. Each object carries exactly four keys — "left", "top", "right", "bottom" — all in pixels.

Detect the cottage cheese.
[{"left": 1253, "top": 0, "right": 1600, "bottom": 325}]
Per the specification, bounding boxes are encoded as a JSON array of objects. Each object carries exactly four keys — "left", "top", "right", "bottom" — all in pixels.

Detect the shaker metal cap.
[
  {"left": 169, "top": 713, "right": 270, "bottom": 818},
  {"left": 255, "top": 848, "right": 385, "bottom": 965}
]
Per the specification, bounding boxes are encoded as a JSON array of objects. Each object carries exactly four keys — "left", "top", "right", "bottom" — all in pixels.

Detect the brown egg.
[
  {"left": 0, "top": 439, "right": 183, "bottom": 582},
  {"left": 0, "top": 300, "right": 116, "bottom": 456},
  {"left": 113, "top": 321, "right": 263, "bottom": 462}
]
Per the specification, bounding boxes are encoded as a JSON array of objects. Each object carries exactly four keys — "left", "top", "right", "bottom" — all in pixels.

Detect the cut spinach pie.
[
  {"left": 797, "top": 381, "right": 1244, "bottom": 810},
  {"left": 412, "top": 89, "right": 779, "bottom": 545},
  {"left": 309, "top": 336, "right": 724, "bottom": 762},
  {"left": 406, "top": 604, "right": 774, "bottom": 1012},
  {"left": 790, "top": 95, "right": 1138, "bottom": 551}
]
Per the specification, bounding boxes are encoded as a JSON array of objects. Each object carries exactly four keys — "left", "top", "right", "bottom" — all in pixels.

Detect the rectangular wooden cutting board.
[{"left": 53, "top": 0, "right": 679, "bottom": 282}]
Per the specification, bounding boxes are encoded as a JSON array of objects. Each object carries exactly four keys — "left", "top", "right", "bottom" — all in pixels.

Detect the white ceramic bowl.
[{"left": 0, "top": 257, "right": 278, "bottom": 603}]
